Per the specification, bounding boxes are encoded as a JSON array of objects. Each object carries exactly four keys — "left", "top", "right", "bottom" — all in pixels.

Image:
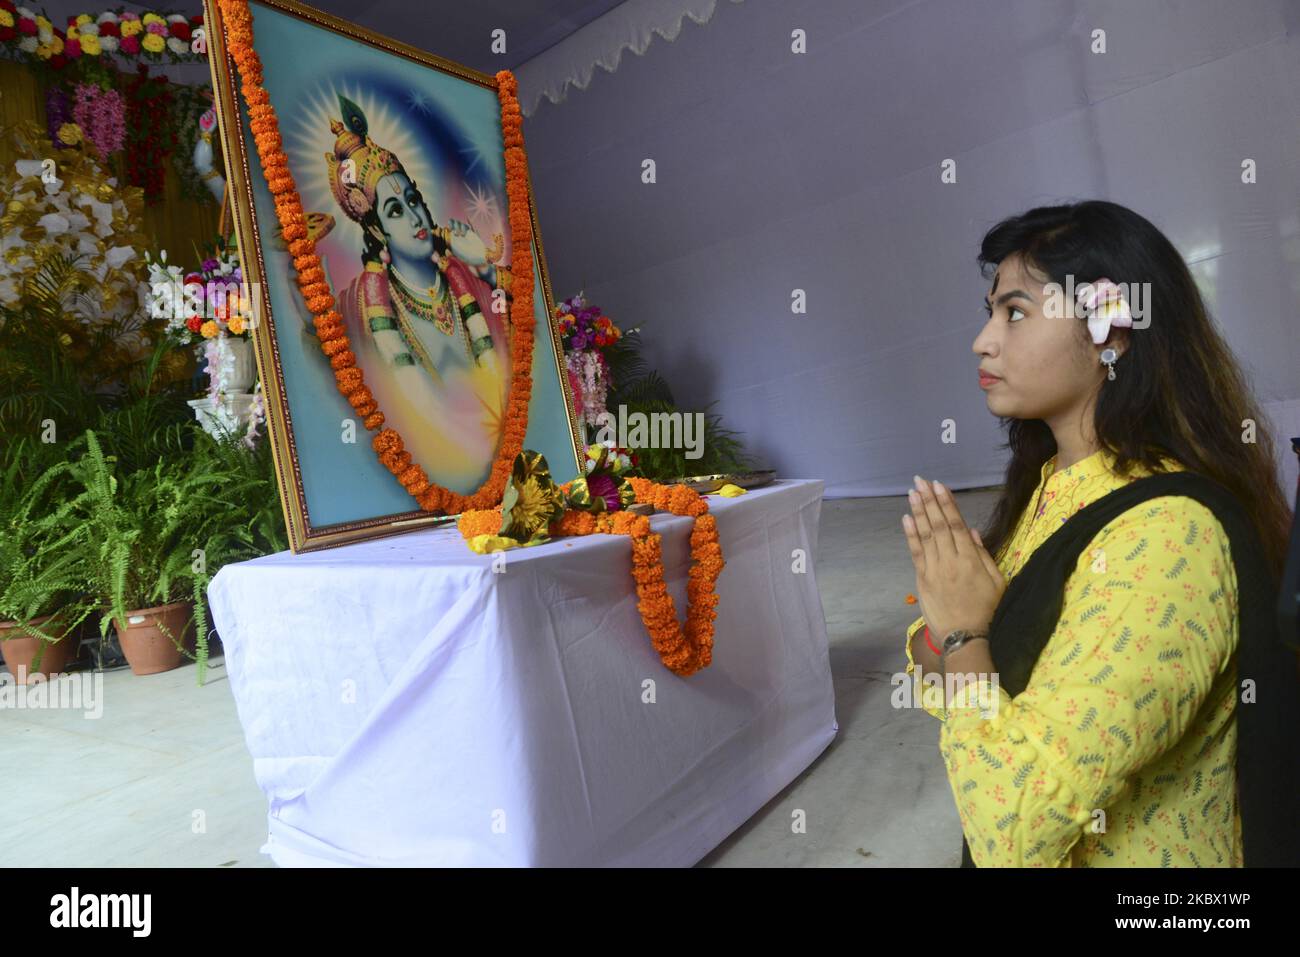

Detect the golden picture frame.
[{"left": 203, "top": 0, "right": 583, "bottom": 552}]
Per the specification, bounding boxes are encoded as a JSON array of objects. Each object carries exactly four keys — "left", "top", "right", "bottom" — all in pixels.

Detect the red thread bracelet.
[{"left": 923, "top": 625, "right": 943, "bottom": 656}]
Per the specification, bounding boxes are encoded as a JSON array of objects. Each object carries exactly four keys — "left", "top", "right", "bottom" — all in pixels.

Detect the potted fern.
[
  {"left": 68, "top": 423, "right": 284, "bottom": 681},
  {"left": 0, "top": 440, "right": 96, "bottom": 683},
  {"left": 67, "top": 429, "right": 257, "bottom": 680}
]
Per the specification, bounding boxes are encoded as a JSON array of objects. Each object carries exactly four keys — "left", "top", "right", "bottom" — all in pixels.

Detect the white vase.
[
  {"left": 225, "top": 337, "right": 257, "bottom": 393},
  {"left": 187, "top": 393, "right": 258, "bottom": 440}
]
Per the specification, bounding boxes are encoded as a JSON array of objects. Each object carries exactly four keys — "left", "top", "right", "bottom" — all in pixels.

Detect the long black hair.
[{"left": 977, "top": 200, "right": 1291, "bottom": 578}]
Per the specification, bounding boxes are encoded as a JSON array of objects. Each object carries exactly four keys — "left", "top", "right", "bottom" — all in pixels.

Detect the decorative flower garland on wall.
[
  {"left": 216, "top": 0, "right": 538, "bottom": 515},
  {"left": 1, "top": 6, "right": 206, "bottom": 68}
]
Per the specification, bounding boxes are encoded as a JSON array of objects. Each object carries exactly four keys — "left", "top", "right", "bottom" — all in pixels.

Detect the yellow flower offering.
[
  {"left": 200, "top": 320, "right": 219, "bottom": 339},
  {"left": 226, "top": 316, "right": 246, "bottom": 335},
  {"left": 121, "top": 20, "right": 143, "bottom": 37},
  {"left": 142, "top": 33, "right": 165, "bottom": 54},
  {"left": 716, "top": 483, "right": 747, "bottom": 497}
]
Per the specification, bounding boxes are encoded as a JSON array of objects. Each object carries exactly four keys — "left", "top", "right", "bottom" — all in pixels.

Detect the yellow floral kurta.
[{"left": 905, "top": 448, "right": 1242, "bottom": 866}]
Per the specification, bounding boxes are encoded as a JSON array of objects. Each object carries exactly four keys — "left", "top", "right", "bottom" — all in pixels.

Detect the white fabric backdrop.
[
  {"left": 209, "top": 479, "right": 836, "bottom": 866},
  {"left": 521, "top": 0, "right": 1300, "bottom": 500}
]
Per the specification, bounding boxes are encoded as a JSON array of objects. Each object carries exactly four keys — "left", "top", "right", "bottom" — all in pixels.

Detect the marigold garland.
[
  {"left": 458, "top": 479, "right": 724, "bottom": 676},
  {"left": 217, "top": 0, "right": 537, "bottom": 515}
]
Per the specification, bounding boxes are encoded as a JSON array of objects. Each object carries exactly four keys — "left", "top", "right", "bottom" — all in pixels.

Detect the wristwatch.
[{"left": 940, "top": 629, "right": 989, "bottom": 659}]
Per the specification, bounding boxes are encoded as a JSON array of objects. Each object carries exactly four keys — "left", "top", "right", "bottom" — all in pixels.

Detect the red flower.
[
  {"left": 190, "top": 14, "right": 204, "bottom": 26},
  {"left": 65, "top": 37, "right": 81, "bottom": 59},
  {"left": 0, "top": 0, "right": 17, "bottom": 13},
  {"left": 120, "top": 34, "right": 140, "bottom": 54},
  {"left": 185, "top": 316, "right": 203, "bottom": 334},
  {"left": 65, "top": 15, "right": 76, "bottom": 28},
  {"left": 183, "top": 272, "right": 203, "bottom": 286},
  {"left": 17, "top": 17, "right": 36, "bottom": 35},
  {"left": 0, "top": 25, "right": 13, "bottom": 41},
  {"left": 170, "top": 22, "right": 191, "bottom": 41},
  {"left": 98, "top": 20, "right": 119, "bottom": 38},
  {"left": 50, "top": 53, "right": 67, "bottom": 69}
]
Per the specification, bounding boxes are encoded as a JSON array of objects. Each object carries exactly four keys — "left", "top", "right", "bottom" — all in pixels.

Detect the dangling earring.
[
  {"left": 379, "top": 244, "right": 391, "bottom": 265},
  {"left": 1100, "top": 347, "right": 1118, "bottom": 381}
]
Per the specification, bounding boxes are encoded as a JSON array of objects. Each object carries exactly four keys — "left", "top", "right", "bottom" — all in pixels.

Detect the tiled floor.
[{"left": 1, "top": 488, "right": 999, "bottom": 867}]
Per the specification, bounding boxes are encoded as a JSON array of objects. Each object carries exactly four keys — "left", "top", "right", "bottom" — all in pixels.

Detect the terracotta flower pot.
[
  {"left": 113, "top": 601, "right": 195, "bottom": 676},
  {"left": 0, "top": 614, "right": 75, "bottom": 684}
]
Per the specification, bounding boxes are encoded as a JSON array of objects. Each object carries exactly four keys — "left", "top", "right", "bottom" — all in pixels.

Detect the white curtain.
[{"left": 516, "top": 0, "right": 746, "bottom": 117}]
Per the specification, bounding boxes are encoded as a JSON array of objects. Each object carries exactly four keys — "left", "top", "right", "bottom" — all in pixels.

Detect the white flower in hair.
[{"left": 1077, "top": 277, "right": 1133, "bottom": 344}]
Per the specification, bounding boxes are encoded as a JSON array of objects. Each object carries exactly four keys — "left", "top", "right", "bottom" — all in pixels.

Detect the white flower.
[
  {"left": 166, "top": 14, "right": 187, "bottom": 25},
  {"left": 37, "top": 25, "right": 51, "bottom": 43},
  {"left": 105, "top": 246, "right": 135, "bottom": 270},
  {"left": 166, "top": 36, "right": 187, "bottom": 55},
  {"left": 38, "top": 212, "right": 70, "bottom": 234},
  {"left": 79, "top": 22, "right": 98, "bottom": 36},
  {"left": 14, "top": 159, "right": 44, "bottom": 177},
  {"left": 99, "top": 35, "right": 118, "bottom": 53},
  {"left": 17, "top": 7, "right": 36, "bottom": 19},
  {"left": 18, "top": 36, "right": 38, "bottom": 53}
]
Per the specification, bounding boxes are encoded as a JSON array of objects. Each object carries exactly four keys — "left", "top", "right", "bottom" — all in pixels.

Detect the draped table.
[{"left": 208, "top": 478, "right": 837, "bottom": 866}]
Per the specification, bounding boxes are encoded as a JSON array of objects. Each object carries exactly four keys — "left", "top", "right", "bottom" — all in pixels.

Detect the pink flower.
[
  {"left": 119, "top": 34, "right": 139, "bottom": 54},
  {"left": 145, "top": 20, "right": 165, "bottom": 34},
  {"left": 586, "top": 472, "right": 622, "bottom": 511}
]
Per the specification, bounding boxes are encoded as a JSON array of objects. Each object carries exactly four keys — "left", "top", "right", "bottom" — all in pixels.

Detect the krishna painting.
[{"left": 205, "top": 0, "right": 582, "bottom": 550}]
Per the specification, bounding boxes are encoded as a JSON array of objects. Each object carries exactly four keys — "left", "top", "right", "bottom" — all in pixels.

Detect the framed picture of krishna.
[{"left": 203, "top": 0, "right": 583, "bottom": 552}]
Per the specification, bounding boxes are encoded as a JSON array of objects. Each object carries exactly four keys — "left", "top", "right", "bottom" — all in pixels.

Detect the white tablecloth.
[{"left": 209, "top": 478, "right": 837, "bottom": 866}]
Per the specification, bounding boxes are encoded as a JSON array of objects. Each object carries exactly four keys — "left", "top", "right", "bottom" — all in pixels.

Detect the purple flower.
[
  {"left": 571, "top": 333, "right": 588, "bottom": 350},
  {"left": 201, "top": 258, "right": 220, "bottom": 274},
  {"left": 587, "top": 472, "right": 621, "bottom": 511}
]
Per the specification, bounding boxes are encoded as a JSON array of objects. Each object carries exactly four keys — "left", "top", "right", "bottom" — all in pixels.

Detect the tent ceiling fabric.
[
  {"left": 514, "top": 0, "right": 747, "bottom": 115},
  {"left": 272, "top": 0, "right": 734, "bottom": 115},
  {"left": 273, "top": 0, "right": 631, "bottom": 73},
  {"left": 36, "top": 1, "right": 724, "bottom": 114}
]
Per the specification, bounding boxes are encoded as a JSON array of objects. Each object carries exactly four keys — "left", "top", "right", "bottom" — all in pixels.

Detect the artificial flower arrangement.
[
  {"left": 145, "top": 237, "right": 263, "bottom": 442},
  {"left": 44, "top": 82, "right": 125, "bottom": 162},
  {"left": 556, "top": 292, "right": 625, "bottom": 430},
  {"left": 1, "top": 7, "right": 206, "bottom": 69},
  {"left": 457, "top": 443, "right": 723, "bottom": 677},
  {"left": 145, "top": 237, "right": 252, "bottom": 345},
  {"left": 0, "top": 120, "right": 147, "bottom": 330}
]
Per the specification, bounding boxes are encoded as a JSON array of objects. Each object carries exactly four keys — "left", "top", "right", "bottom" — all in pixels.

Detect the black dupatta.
[{"left": 956, "top": 471, "right": 1300, "bottom": 868}]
